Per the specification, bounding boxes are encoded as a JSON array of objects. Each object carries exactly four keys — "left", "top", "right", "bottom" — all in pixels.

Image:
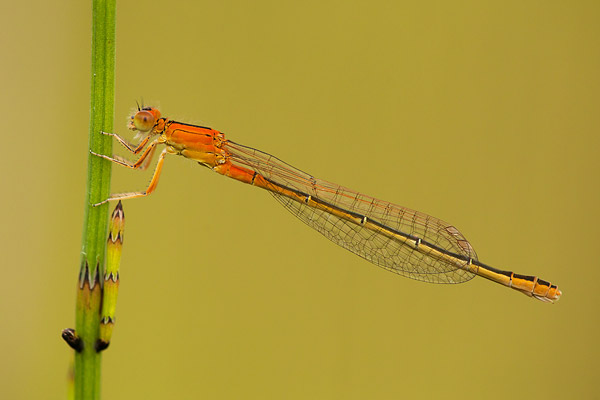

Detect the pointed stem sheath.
[{"left": 62, "top": 328, "right": 84, "bottom": 352}]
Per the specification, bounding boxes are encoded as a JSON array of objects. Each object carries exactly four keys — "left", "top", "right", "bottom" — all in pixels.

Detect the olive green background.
[{"left": 2, "top": 1, "right": 599, "bottom": 399}]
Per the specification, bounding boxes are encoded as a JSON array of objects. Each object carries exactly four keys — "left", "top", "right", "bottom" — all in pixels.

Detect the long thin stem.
[{"left": 74, "top": 1, "right": 116, "bottom": 399}]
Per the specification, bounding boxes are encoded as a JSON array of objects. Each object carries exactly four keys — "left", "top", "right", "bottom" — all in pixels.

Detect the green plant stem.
[{"left": 75, "top": 1, "right": 116, "bottom": 399}]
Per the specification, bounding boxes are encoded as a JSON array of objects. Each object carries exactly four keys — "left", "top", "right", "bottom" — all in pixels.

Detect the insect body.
[{"left": 92, "top": 106, "right": 562, "bottom": 302}]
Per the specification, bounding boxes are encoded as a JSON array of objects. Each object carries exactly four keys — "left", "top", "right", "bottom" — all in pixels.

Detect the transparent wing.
[{"left": 225, "top": 141, "right": 477, "bottom": 284}]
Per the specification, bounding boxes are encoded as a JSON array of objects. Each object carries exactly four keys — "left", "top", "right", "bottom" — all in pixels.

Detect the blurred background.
[{"left": 2, "top": 1, "right": 599, "bottom": 399}]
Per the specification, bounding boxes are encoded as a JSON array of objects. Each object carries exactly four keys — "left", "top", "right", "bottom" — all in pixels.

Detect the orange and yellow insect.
[{"left": 92, "top": 106, "right": 562, "bottom": 303}]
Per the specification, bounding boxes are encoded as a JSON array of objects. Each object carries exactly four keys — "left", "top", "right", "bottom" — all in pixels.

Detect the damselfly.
[{"left": 92, "top": 106, "right": 562, "bottom": 302}]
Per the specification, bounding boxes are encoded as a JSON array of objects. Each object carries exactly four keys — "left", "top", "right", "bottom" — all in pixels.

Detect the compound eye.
[{"left": 133, "top": 110, "right": 155, "bottom": 132}]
